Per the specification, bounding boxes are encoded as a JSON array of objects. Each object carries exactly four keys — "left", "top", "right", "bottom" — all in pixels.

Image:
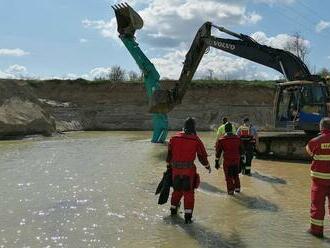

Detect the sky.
[{"left": 0, "top": 0, "right": 329, "bottom": 80}]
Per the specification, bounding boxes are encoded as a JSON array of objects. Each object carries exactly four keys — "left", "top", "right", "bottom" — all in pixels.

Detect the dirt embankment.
[
  {"left": 28, "top": 79, "right": 275, "bottom": 131},
  {"left": 0, "top": 79, "right": 275, "bottom": 137},
  {"left": 0, "top": 80, "right": 55, "bottom": 138}
]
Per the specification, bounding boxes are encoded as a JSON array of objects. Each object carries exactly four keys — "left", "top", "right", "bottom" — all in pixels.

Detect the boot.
[
  {"left": 170, "top": 203, "right": 180, "bottom": 216},
  {"left": 170, "top": 207, "right": 178, "bottom": 216},
  {"left": 234, "top": 188, "right": 241, "bottom": 193},
  {"left": 184, "top": 213, "right": 193, "bottom": 224},
  {"left": 307, "top": 228, "right": 324, "bottom": 238},
  {"left": 245, "top": 170, "right": 251, "bottom": 176},
  {"left": 228, "top": 190, "right": 234, "bottom": 195}
]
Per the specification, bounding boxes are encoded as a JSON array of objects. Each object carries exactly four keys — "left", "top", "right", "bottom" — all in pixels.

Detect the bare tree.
[
  {"left": 128, "top": 70, "right": 139, "bottom": 81},
  {"left": 284, "top": 32, "right": 310, "bottom": 63},
  {"left": 138, "top": 70, "right": 144, "bottom": 81},
  {"left": 109, "top": 65, "right": 126, "bottom": 81},
  {"left": 207, "top": 69, "right": 214, "bottom": 80},
  {"left": 318, "top": 67, "right": 330, "bottom": 78}
]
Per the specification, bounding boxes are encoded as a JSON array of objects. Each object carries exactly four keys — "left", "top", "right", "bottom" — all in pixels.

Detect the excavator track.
[{"left": 256, "top": 131, "right": 315, "bottom": 160}]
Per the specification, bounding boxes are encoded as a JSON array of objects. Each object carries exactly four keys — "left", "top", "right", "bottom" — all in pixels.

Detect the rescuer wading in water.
[
  {"left": 236, "top": 118, "right": 258, "bottom": 175},
  {"left": 306, "top": 117, "right": 330, "bottom": 238},
  {"left": 166, "top": 117, "right": 211, "bottom": 223},
  {"left": 216, "top": 117, "right": 237, "bottom": 141},
  {"left": 215, "top": 122, "right": 242, "bottom": 195}
]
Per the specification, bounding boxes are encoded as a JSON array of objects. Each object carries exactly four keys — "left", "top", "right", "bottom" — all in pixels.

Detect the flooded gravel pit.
[{"left": 0, "top": 131, "right": 329, "bottom": 247}]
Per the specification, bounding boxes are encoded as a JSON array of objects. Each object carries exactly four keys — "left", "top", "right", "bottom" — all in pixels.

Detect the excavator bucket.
[
  {"left": 112, "top": 2, "right": 143, "bottom": 36},
  {"left": 149, "top": 89, "right": 175, "bottom": 114}
]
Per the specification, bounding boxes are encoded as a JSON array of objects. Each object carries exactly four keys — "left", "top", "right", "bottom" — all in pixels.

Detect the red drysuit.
[
  {"left": 216, "top": 134, "right": 242, "bottom": 194},
  {"left": 307, "top": 129, "right": 330, "bottom": 237},
  {"left": 166, "top": 131, "right": 209, "bottom": 214}
]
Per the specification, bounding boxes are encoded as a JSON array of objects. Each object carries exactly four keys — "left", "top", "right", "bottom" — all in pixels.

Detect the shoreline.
[{"left": 0, "top": 78, "right": 275, "bottom": 138}]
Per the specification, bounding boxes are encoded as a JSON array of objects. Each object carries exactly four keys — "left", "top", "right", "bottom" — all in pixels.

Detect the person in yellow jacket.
[{"left": 216, "top": 117, "right": 236, "bottom": 141}]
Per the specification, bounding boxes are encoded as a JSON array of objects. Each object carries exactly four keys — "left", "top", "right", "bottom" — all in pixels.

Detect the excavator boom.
[
  {"left": 206, "top": 24, "right": 311, "bottom": 81},
  {"left": 150, "top": 22, "right": 322, "bottom": 113}
]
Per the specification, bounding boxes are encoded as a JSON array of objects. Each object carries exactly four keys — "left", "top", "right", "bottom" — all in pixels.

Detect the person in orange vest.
[
  {"left": 306, "top": 117, "right": 330, "bottom": 238},
  {"left": 166, "top": 117, "right": 211, "bottom": 223},
  {"left": 215, "top": 122, "right": 243, "bottom": 195},
  {"left": 236, "top": 118, "right": 258, "bottom": 175}
]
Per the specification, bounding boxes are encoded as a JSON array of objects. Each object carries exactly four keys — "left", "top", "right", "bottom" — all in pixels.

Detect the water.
[{"left": 0, "top": 131, "right": 329, "bottom": 247}]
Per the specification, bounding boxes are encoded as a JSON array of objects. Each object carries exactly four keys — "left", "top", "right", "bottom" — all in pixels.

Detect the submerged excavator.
[
  {"left": 113, "top": 3, "right": 329, "bottom": 159},
  {"left": 112, "top": 3, "right": 168, "bottom": 143}
]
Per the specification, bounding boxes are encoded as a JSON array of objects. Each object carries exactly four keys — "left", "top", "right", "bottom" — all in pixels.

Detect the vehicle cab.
[{"left": 274, "top": 80, "right": 329, "bottom": 132}]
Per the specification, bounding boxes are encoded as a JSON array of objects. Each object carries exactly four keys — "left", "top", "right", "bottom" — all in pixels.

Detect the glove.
[
  {"left": 215, "top": 159, "right": 220, "bottom": 170},
  {"left": 241, "top": 154, "right": 247, "bottom": 164},
  {"left": 205, "top": 164, "right": 211, "bottom": 174}
]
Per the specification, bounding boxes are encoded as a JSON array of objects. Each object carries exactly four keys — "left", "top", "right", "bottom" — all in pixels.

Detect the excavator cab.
[{"left": 274, "top": 81, "right": 329, "bottom": 132}]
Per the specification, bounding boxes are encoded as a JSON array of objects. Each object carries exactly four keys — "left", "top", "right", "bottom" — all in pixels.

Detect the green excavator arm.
[{"left": 112, "top": 3, "right": 168, "bottom": 143}]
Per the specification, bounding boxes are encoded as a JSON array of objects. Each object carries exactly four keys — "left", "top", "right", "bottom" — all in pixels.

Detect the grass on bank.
[{"left": 24, "top": 78, "right": 277, "bottom": 88}]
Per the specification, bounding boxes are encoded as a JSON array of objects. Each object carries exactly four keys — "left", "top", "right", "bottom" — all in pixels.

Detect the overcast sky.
[{"left": 0, "top": 0, "right": 329, "bottom": 80}]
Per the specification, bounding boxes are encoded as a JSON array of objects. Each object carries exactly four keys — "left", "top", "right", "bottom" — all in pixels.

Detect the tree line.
[{"left": 94, "top": 66, "right": 143, "bottom": 82}]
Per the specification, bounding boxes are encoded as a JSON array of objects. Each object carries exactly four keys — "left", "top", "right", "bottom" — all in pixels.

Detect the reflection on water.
[{"left": 0, "top": 131, "right": 329, "bottom": 247}]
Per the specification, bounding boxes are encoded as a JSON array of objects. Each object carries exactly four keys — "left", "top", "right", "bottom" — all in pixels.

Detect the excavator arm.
[
  {"left": 149, "top": 22, "right": 212, "bottom": 113},
  {"left": 177, "top": 22, "right": 212, "bottom": 103},
  {"left": 150, "top": 22, "right": 320, "bottom": 114},
  {"left": 205, "top": 24, "right": 312, "bottom": 81},
  {"left": 112, "top": 3, "right": 168, "bottom": 143}
]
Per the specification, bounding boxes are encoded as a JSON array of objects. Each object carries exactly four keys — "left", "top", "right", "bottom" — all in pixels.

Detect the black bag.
[{"left": 155, "top": 168, "right": 172, "bottom": 205}]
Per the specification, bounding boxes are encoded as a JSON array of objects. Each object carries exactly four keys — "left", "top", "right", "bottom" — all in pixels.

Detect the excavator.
[
  {"left": 112, "top": 3, "right": 168, "bottom": 143},
  {"left": 152, "top": 21, "right": 329, "bottom": 159},
  {"left": 113, "top": 3, "right": 329, "bottom": 159}
]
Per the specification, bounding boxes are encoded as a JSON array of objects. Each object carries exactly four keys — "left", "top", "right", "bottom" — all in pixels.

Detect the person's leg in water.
[
  {"left": 170, "top": 190, "right": 183, "bottom": 215},
  {"left": 223, "top": 164, "right": 235, "bottom": 195}
]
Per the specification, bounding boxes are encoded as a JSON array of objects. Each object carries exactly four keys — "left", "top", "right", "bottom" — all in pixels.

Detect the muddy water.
[{"left": 0, "top": 131, "right": 329, "bottom": 248}]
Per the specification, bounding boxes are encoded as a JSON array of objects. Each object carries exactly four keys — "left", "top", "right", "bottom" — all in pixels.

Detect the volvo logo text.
[{"left": 211, "top": 40, "right": 235, "bottom": 50}]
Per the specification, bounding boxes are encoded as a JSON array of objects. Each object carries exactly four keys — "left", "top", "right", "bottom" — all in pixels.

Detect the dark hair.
[
  {"left": 243, "top": 117, "right": 249, "bottom": 123},
  {"left": 224, "top": 122, "right": 233, "bottom": 133},
  {"left": 184, "top": 117, "right": 196, "bottom": 134},
  {"left": 222, "top": 117, "right": 228, "bottom": 124},
  {"left": 320, "top": 117, "right": 330, "bottom": 130}
]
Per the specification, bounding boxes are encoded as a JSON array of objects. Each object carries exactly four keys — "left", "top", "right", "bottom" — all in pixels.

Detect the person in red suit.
[
  {"left": 166, "top": 117, "right": 211, "bottom": 223},
  {"left": 215, "top": 122, "right": 242, "bottom": 195},
  {"left": 236, "top": 118, "right": 258, "bottom": 176},
  {"left": 306, "top": 117, "right": 330, "bottom": 238}
]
